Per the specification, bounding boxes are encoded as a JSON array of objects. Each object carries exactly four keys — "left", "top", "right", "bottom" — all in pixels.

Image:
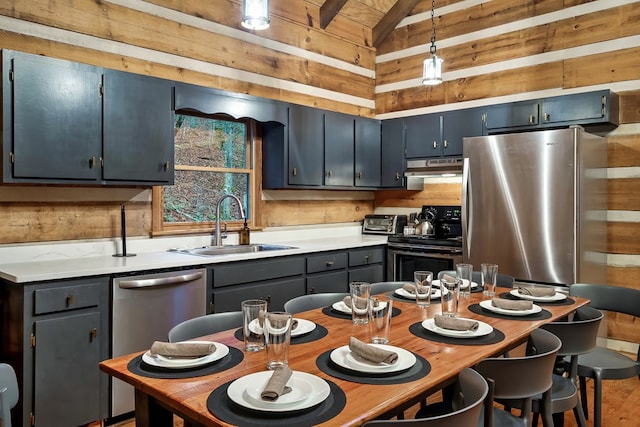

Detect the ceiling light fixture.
[
  {"left": 241, "top": 0, "right": 270, "bottom": 30},
  {"left": 422, "top": 0, "right": 443, "bottom": 85}
]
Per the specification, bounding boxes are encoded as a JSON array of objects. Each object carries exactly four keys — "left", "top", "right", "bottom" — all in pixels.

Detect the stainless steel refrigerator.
[{"left": 462, "top": 127, "right": 607, "bottom": 286}]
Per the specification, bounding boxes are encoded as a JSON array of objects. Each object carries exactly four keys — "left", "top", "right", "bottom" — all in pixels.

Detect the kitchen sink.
[{"left": 176, "top": 243, "right": 297, "bottom": 257}]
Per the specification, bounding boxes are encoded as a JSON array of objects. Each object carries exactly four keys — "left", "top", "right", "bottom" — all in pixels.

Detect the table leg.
[{"left": 135, "top": 388, "right": 174, "bottom": 427}]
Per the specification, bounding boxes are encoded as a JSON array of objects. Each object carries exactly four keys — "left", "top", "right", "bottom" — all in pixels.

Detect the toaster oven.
[{"left": 362, "top": 214, "right": 407, "bottom": 235}]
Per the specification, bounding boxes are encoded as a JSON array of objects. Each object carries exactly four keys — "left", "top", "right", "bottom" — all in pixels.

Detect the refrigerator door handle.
[{"left": 462, "top": 157, "right": 470, "bottom": 259}]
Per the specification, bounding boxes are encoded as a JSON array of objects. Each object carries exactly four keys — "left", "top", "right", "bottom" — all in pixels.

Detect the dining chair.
[
  {"left": 0, "top": 363, "right": 19, "bottom": 427},
  {"left": 437, "top": 270, "right": 515, "bottom": 288},
  {"left": 522, "top": 306, "right": 603, "bottom": 427},
  {"left": 362, "top": 367, "right": 488, "bottom": 427},
  {"left": 568, "top": 283, "right": 640, "bottom": 427},
  {"left": 168, "top": 311, "right": 243, "bottom": 342},
  {"left": 370, "top": 281, "right": 408, "bottom": 295},
  {"left": 283, "top": 292, "right": 349, "bottom": 314},
  {"left": 473, "top": 328, "right": 562, "bottom": 427}
]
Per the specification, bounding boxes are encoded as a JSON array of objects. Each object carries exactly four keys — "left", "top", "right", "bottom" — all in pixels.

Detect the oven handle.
[
  {"left": 388, "top": 248, "right": 462, "bottom": 260},
  {"left": 118, "top": 271, "right": 204, "bottom": 289}
]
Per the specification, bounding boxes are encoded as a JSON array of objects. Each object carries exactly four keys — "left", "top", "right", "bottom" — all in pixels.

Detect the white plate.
[
  {"left": 479, "top": 299, "right": 542, "bottom": 316},
  {"left": 227, "top": 371, "right": 330, "bottom": 412},
  {"left": 332, "top": 301, "right": 352, "bottom": 313},
  {"left": 421, "top": 318, "right": 493, "bottom": 338},
  {"left": 329, "top": 344, "right": 417, "bottom": 374},
  {"left": 433, "top": 279, "right": 478, "bottom": 290},
  {"left": 509, "top": 289, "right": 567, "bottom": 302},
  {"left": 142, "top": 341, "right": 229, "bottom": 369},
  {"left": 394, "top": 287, "right": 444, "bottom": 300},
  {"left": 291, "top": 318, "right": 317, "bottom": 337}
]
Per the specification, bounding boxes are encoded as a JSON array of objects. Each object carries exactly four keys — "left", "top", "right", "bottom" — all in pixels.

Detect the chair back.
[
  {"left": 569, "top": 283, "right": 640, "bottom": 318},
  {"left": 362, "top": 368, "right": 488, "bottom": 427},
  {"left": 168, "top": 311, "right": 243, "bottom": 342},
  {"left": 437, "top": 270, "right": 515, "bottom": 288},
  {"left": 370, "top": 282, "right": 407, "bottom": 295},
  {"left": 541, "top": 306, "right": 603, "bottom": 357},
  {"left": 0, "top": 363, "right": 19, "bottom": 427},
  {"left": 283, "top": 292, "right": 349, "bottom": 314}
]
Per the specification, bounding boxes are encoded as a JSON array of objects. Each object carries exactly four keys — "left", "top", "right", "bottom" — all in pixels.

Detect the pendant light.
[
  {"left": 422, "top": 0, "right": 443, "bottom": 85},
  {"left": 241, "top": 0, "right": 270, "bottom": 30}
]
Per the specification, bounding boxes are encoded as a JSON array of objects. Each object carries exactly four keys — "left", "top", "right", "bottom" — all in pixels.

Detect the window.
[{"left": 152, "top": 112, "right": 256, "bottom": 235}]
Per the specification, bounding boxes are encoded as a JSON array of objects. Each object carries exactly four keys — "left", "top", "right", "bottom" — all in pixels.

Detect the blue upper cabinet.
[
  {"left": 354, "top": 117, "right": 381, "bottom": 188},
  {"left": 380, "top": 118, "right": 405, "bottom": 188},
  {"left": 288, "top": 105, "right": 324, "bottom": 186},
  {"left": 484, "top": 90, "right": 619, "bottom": 134},
  {"left": 324, "top": 111, "right": 355, "bottom": 187}
]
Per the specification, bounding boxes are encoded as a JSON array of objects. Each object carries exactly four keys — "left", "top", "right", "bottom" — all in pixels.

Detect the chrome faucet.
[{"left": 213, "top": 194, "right": 246, "bottom": 247}]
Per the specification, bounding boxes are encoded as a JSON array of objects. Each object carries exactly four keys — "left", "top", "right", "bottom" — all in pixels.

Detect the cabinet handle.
[
  {"left": 327, "top": 170, "right": 333, "bottom": 177},
  {"left": 90, "top": 328, "right": 97, "bottom": 342},
  {"left": 432, "top": 141, "right": 438, "bottom": 149},
  {"left": 364, "top": 255, "right": 370, "bottom": 263},
  {"left": 395, "top": 172, "right": 400, "bottom": 180},
  {"left": 66, "top": 294, "right": 74, "bottom": 306},
  {"left": 326, "top": 261, "right": 334, "bottom": 267},
  {"left": 443, "top": 140, "right": 448, "bottom": 149},
  {"left": 529, "top": 115, "right": 535, "bottom": 124},
  {"left": 164, "top": 161, "right": 170, "bottom": 171},
  {"left": 544, "top": 113, "right": 550, "bottom": 121},
  {"left": 89, "top": 157, "right": 96, "bottom": 168},
  {"left": 601, "top": 95, "right": 606, "bottom": 116},
  {"left": 310, "top": 288, "right": 316, "bottom": 294},
  {"left": 292, "top": 167, "right": 297, "bottom": 176},
  {"left": 357, "top": 171, "right": 363, "bottom": 179}
]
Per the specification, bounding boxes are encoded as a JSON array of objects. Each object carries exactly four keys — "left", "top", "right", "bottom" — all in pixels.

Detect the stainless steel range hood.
[{"left": 404, "top": 158, "right": 464, "bottom": 178}]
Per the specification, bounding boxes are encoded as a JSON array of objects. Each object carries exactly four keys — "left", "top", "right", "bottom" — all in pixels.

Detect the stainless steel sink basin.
[{"left": 177, "top": 243, "right": 297, "bottom": 257}]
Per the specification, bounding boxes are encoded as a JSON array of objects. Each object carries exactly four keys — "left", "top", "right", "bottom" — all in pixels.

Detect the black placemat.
[
  {"left": 315, "top": 349, "right": 431, "bottom": 385},
  {"left": 233, "top": 324, "right": 329, "bottom": 344},
  {"left": 321, "top": 305, "right": 402, "bottom": 320},
  {"left": 409, "top": 322, "right": 506, "bottom": 346},
  {"left": 127, "top": 346, "right": 244, "bottom": 379},
  {"left": 468, "top": 303, "right": 552, "bottom": 321},
  {"left": 499, "top": 292, "right": 576, "bottom": 306},
  {"left": 207, "top": 377, "right": 346, "bottom": 427}
]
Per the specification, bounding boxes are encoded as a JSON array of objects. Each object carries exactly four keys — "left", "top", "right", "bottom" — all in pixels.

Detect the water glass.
[
  {"left": 456, "top": 263, "right": 473, "bottom": 298},
  {"left": 413, "top": 271, "right": 433, "bottom": 307},
  {"left": 369, "top": 295, "right": 393, "bottom": 344},
  {"left": 440, "top": 274, "right": 460, "bottom": 317},
  {"left": 264, "top": 311, "right": 292, "bottom": 370},
  {"left": 350, "top": 282, "right": 371, "bottom": 324},
  {"left": 481, "top": 263, "right": 499, "bottom": 297},
  {"left": 241, "top": 299, "right": 268, "bottom": 352}
]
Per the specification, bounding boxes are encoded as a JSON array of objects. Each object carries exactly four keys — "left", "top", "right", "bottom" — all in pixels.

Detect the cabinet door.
[
  {"left": 307, "top": 271, "right": 349, "bottom": 294},
  {"left": 542, "top": 91, "right": 607, "bottom": 125},
  {"left": 4, "top": 50, "right": 102, "bottom": 182},
  {"left": 405, "top": 114, "right": 441, "bottom": 158},
  {"left": 212, "top": 277, "right": 306, "bottom": 312},
  {"left": 288, "top": 105, "right": 324, "bottom": 186},
  {"left": 380, "top": 118, "right": 406, "bottom": 188},
  {"left": 354, "top": 118, "right": 381, "bottom": 187},
  {"left": 485, "top": 100, "right": 539, "bottom": 131},
  {"left": 324, "top": 111, "right": 354, "bottom": 186},
  {"left": 103, "top": 70, "right": 174, "bottom": 184},
  {"left": 442, "top": 109, "right": 483, "bottom": 156},
  {"left": 34, "top": 312, "right": 101, "bottom": 427},
  {"left": 349, "top": 265, "right": 384, "bottom": 283}
]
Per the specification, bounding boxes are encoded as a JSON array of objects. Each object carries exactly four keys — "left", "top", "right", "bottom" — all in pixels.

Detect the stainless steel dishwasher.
[{"left": 111, "top": 268, "right": 207, "bottom": 418}]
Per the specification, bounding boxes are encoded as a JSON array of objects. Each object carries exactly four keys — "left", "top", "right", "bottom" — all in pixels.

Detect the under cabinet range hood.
[{"left": 404, "top": 158, "right": 464, "bottom": 178}]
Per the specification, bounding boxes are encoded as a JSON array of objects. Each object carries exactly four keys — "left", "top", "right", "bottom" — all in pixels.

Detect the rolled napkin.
[
  {"left": 343, "top": 295, "right": 368, "bottom": 310},
  {"left": 348, "top": 336, "right": 398, "bottom": 364},
  {"left": 261, "top": 365, "right": 293, "bottom": 401},
  {"left": 433, "top": 314, "right": 479, "bottom": 332},
  {"left": 402, "top": 283, "right": 430, "bottom": 295},
  {"left": 441, "top": 273, "right": 457, "bottom": 283},
  {"left": 149, "top": 341, "right": 216, "bottom": 358},
  {"left": 491, "top": 298, "right": 533, "bottom": 311},
  {"left": 518, "top": 287, "right": 556, "bottom": 297},
  {"left": 259, "top": 310, "right": 297, "bottom": 330}
]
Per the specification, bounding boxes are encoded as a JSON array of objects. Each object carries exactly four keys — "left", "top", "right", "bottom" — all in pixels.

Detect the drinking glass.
[
  {"left": 264, "top": 311, "right": 292, "bottom": 370},
  {"left": 440, "top": 274, "right": 460, "bottom": 317},
  {"left": 456, "top": 263, "right": 473, "bottom": 298},
  {"left": 369, "top": 295, "right": 393, "bottom": 344},
  {"left": 241, "top": 299, "right": 268, "bottom": 352},
  {"left": 413, "top": 271, "right": 433, "bottom": 307},
  {"left": 350, "top": 282, "right": 371, "bottom": 324},
  {"left": 481, "top": 263, "right": 499, "bottom": 297}
]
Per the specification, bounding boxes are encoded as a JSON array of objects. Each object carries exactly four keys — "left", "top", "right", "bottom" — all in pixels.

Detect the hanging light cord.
[{"left": 430, "top": 0, "right": 437, "bottom": 55}]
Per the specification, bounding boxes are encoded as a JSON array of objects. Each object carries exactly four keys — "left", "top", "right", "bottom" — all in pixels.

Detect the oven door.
[{"left": 387, "top": 246, "right": 462, "bottom": 282}]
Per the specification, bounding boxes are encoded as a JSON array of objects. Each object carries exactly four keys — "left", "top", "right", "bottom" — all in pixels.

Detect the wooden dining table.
[{"left": 100, "top": 287, "right": 589, "bottom": 427}]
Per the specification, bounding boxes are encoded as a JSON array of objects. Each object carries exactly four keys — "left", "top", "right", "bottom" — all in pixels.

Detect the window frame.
[{"left": 151, "top": 114, "right": 261, "bottom": 237}]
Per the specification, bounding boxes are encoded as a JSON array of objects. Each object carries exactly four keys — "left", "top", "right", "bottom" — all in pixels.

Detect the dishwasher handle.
[{"left": 118, "top": 271, "right": 204, "bottom": 289}]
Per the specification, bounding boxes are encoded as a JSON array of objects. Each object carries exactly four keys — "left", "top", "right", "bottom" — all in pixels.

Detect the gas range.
[{"left": 387, "top": 234, "right": 462, "bottom": 248}]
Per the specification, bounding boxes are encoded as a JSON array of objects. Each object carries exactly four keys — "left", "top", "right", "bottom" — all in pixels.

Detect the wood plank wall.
[{"left": 1, "top": 1, "right": 640, "bottom": 344}]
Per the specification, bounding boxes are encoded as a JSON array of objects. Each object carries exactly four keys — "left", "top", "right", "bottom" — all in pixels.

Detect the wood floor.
[{"left": 113, "top": 375, "right": 640, "bottom": 426}]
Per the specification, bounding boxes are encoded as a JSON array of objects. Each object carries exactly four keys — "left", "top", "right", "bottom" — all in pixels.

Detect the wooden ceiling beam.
[
  {"left": 372, "top": 0, "right": 421, "bottom": 48},
  {"left": 319, "top": 0, "right": 349, "bottom": 29}
]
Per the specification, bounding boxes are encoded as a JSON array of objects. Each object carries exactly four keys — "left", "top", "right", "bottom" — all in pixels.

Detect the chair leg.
[
  {"left": 593, "top": 372, "right": 603, "bottom": 427},
  {"left": 553, "top": 412, "right": 565, "bottom": 427},
  {"left": 579, "top": 375, "right": 588, "bottom": 420},
  {"left": 573, "top": 402, "right": 588, "bottom": 427}
]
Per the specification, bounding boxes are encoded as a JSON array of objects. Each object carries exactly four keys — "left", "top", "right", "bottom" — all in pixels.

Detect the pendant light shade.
[
  {"left": 242, "top": 0, "right": 270, "bottom": 30},
  {"left": 422, "top": 0, "right": 443, "bottom": 86}
]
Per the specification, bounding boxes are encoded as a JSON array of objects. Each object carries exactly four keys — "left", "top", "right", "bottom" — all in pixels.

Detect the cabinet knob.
[
  {"left": 292, "top": 167, "right": 297, "bottom": 176},
  {"left": 529, "top": 115, "right": 535, "bottom": 124},
  {"left": 90, "top": 328, "right": 97, "bottom": 341},
  {"left": 433, "top": 141, "right": 438, "bottom": 149},
  {"left": 326, "top": 260, "right": 334, "bottom": 267},
  {"left": 66, "top": 294, "right": 74, "bottom": 306},
  {"left": 395, "top": 172, "right": 400, "bottom": 180},
  {"left": 544, "top": 113, "right": 550, "bottom": 121},
  {"left": 357, "top": 171, "right": 363, "bottom": 179},
  {"left": 364, "top": 255, "right": 370, "bottom": 263},
  {"left": 443, "top": 140, "right": 448, "bottom": 149},
  {"left": 327, "top": 170, "right": 333, "bottom": 177},
  {"left": 164, "top": 161, "right": 170, "bottom": 171},
  {"left": 89, "top": 157, "right": 96, "bottom": 168}
]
